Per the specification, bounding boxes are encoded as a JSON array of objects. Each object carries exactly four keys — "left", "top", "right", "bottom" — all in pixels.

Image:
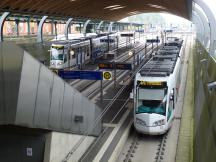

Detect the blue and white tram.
[
  {"left": 132, "top": 44, "right": 182, "bottom": 135},
  {"left": 50, "top": 38, "right": 91, "bottom": 69},
  {"left": 50, "top": 33, "right": 119, "bottom": 69}
]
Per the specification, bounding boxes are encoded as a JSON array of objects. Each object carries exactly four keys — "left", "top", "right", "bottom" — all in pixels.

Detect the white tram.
[
  {"left": 132, "top": 40, "right": 183, "bottom": 135},
  {"left": 49, "top": 33, "right": 119, "bottom": 69}
]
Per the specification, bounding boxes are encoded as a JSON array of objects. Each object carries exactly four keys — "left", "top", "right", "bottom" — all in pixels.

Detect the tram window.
[
  {"left": 136, "top": 99, "right": 166, "bottom": 115},
  {"left": 87, "top": 46, "right": 90, "bottom": 56},
  {"left": 168, "top": 98, "right": 174, "bottom": 121}
]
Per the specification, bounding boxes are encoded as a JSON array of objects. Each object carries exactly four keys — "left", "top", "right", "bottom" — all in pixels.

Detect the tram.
[
  {"left": 49, "top": 33, "right": 119, "bottom": 69},
  {"left": 132, "top": 39, "right": 183, "bottom": 135}
]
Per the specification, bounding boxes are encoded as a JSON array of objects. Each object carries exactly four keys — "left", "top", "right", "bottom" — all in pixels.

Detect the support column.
[
  {"left": 83, "top": 19, "right": 91, "bottom": 37},
  {"left": 64, "top": 18, "right": 73, "bottom": 40},
  {"left": 130, "top": 23, "right": 133, "bottom": 31},
  {"left": 117, "top": 23, "right": 120, "bottom": 32},
  {"left": 96, "top": 21, "right": 103, "bottom": 34},
  {"left": 37, "top": 16, "right": 48, "bottom": 43},
  {"left": 108, "top": 22, "right": 113, "bottom": 33},
  {"left": 79, "top": 23, "right": 82, "bottom": 33},
  {"left": 27, "top": 18, "right": 31, "bottom": 35},
  {"left": 54, "top": 21, "right": 57, "bottom": 38},
  {"left": 0, "top": 12, "right": 10, "bottom": 42},
  {"left": 15, "top": 19, "right": 19, "bottom": 37},
  {"left": 37, "top": 20, "right": 40, "bottom": 26},
  {"left": 51, "top": 19, "right": 54, "bottom": 35}
]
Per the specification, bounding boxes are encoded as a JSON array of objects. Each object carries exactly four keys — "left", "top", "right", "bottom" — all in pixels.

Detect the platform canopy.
[{"left": 0, "top": 0, "right": 192, "bottom": 21}]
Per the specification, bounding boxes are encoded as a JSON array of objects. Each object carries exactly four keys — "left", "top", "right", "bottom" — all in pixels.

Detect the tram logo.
[{"left": 103, "top": 71, "right": 112, "bottom": 80}]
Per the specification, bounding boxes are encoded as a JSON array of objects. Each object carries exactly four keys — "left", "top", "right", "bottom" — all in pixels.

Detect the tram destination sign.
[
  {"left": 115, "top": 63, "right": 133, "bottom": 70},
  {"left": 120, "top": 33, "right": 134, "bottom": 37},
  {"left": 100, "top": 38, "right": 115, "bottom": 43},
  {"left": 137, "top": 81, "right": 167, "bottom": 87},
  {"left": 98, "top": 62, "right": 114, "bottom": 70},
  {"left": 146, "top": 39, "right": 160, "bottom": 43},
  {"left": 98, "top": 62, "right": 132, "bottom": 70},
  {"left": 58, "top": 70, "right": 103, "bottom": 80}
]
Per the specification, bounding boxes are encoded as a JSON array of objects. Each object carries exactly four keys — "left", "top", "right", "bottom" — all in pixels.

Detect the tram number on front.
[{"left": 103, "top": 71, "right": 112, "bottom": 80}]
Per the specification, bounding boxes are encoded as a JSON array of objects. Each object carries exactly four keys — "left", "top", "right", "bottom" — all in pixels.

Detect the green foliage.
[{"left": 127, "top": 13, "right": 166, "bottom": 25}]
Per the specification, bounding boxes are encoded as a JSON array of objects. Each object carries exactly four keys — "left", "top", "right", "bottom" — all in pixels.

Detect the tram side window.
[
  {"left": 86, "top": 46, "right": 90, "bottom": 57},
  {"left": 168, "top": 91, "right": 174, "bottom": 121}
]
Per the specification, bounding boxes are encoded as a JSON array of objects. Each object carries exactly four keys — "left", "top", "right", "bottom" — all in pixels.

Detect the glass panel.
[
  {"left": 51, "top": 48, "right": 64, "bottom": 60},
  {"left": 138, "top": 88, "right": 165, "bottom": 100},
  {"left": 136, "top": 96, "right": 166, "bottom": 115}
]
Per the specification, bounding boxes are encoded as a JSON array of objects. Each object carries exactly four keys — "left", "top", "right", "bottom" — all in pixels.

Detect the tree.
[{"left": 126, "top": 13, "right": 166, "bottom": 26}]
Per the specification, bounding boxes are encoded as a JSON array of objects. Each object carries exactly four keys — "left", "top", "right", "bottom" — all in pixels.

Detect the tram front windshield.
[
  {"left": 136, "top": 97, "right": 166, "bottom": 116},
  {"left": 136, "top": 82, "right": 167, "bottom": 116},
  {"left": 51, "top": 47, "right": 64, "bottom": 61}
]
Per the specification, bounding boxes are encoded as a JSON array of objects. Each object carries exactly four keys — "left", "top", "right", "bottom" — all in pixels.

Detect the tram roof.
[{"left": 0, "top": 0, "right": 192, "bottom": 21}]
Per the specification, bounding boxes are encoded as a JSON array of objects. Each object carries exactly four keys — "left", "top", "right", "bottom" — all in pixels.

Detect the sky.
[
  {"left": 157, "top": 0, "right": 216, "bottom": 27},
  {"left": 121, "top": 0, "right": 216, "bottom": 27},
  {"left": 204, "top": 0, "right": 216, "bottom": 17},
  {"left": 160, "top": 13, "right": 190, "bottom": 27}
]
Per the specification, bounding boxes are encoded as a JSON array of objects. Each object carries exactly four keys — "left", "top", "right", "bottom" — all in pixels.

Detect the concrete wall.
[
  {"left": 44, "top": 132, "right": 95, "bottom": 162},
  {"left": 0, "top": 42, "right": 102, "bottom": 136},
  {"left": 194, "top": 40, "right": 216, "bottom": 162}
]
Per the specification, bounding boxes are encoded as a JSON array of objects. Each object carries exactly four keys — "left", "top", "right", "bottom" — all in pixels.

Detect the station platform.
[{"left": 1, "top": 33, "right": 215, "bottom": 162}]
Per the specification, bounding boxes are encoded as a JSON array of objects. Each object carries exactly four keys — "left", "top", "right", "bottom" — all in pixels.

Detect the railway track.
[
  {"left": 61, "top": 41, "right": 158, "bottom": 162},
  {"left": 69, "top": 42, "right": 151, "bottom": 92},
  {"left": 119, "top": 131, "right": 168, "bottom": 162},
  {"left": 69, "top": 41, "right": 154, "bottom": 92},
  {"left": 75, "top": 43, "right": 157, "bottom": 99}
]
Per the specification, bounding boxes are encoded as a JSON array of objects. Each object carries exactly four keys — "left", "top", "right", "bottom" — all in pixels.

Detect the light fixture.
[
  {"left": 128, "top": 11, "right": 142, "bottom": 16},
  {"left": 110, "top": 6, "right": 126, "bottom": 10},
  {"left": 70, "top": 50, "right": 75, "bottom": 56},
  {"left": 128, "top": 51, "right": 133, "bottom": 56},
  {"left": 104, "top": 4, "right": 126, "bottom": 10},
  {"left": 104, "top": 5, "right": 121, "bottom": 9},
  {"left": 147, "top": 4, "right": 167, "bottom": 10}
]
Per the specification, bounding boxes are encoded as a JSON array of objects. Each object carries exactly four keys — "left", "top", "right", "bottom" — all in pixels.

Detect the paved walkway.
[{"left": 175, "top": 35, "right": 194, "bottom": 162}]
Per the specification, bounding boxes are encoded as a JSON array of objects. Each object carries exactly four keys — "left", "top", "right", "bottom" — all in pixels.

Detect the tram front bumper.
[{"left": 134, "top": 123, "right": 167, "bottom": 135}]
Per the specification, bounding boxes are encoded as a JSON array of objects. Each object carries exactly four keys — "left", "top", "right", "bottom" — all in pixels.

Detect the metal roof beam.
[
  {"left": 194, "top": 7, "right": 210, "bottom": 49},
  {"left": 96, "top": 21, "right": 103, "bottom": 34},
  {"left": 193, "top": 12, "right": 204, "bottom": 42},
  {"left": 37, "top": 15, "right": 48, "bottom": 43},
  {"left": 64, "top": 18, "right": 73, "bottom": 40},
  {"left": 83, "top": 19, "right": 91, "bottom": 37},
  {"left": 194, "top": 0, "right": 216, "bottom": 56},
  {"left": 108, "top": 22, "right": 113, "bottom": 33},
  {"left": 0, "top": 12, "right": 10, "bottom": 42}
]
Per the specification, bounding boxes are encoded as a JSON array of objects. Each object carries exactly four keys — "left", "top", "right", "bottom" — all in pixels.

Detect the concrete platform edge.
[
  {"left": 175, "top": 37, "right": 194, "bottom": 162},
  {"left": 108, "top": 120, "right": 133, "bottom": 162}
]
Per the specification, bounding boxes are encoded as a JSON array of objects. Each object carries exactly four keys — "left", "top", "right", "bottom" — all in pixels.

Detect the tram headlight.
[
  {"left": 57, "top": 62, "right": 63, "bottom": 65},
  {"left": 51, "top": 62, "right": 55, "bottom": 65},
  {"left": 136, "top": 118, "right": 146, "bottom": 126},
  {"left": 153, "top": 119, "right": 165, "bottom": 126}
]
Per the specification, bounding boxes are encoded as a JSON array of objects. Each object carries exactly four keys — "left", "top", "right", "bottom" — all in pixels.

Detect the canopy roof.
[{"left": 0, "top": 0, "right": 192, "bottom": 21}]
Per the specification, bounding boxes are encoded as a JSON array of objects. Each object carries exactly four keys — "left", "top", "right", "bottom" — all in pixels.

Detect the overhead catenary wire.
[{"left": 61, "top": 39, "right": 159, "bottom": 162}]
